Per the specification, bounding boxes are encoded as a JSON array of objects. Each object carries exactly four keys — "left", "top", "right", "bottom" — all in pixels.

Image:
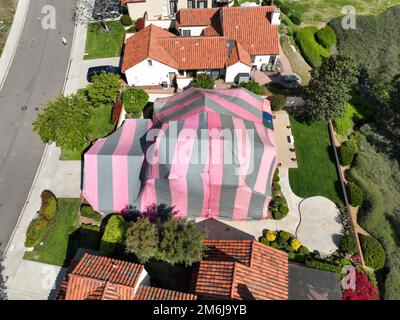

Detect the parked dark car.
[
  {"left": 93, "top": 0, "right": 121, "bottom": 20},
  {"left": 87, "top": 65, "right": 120, "bottom": 82}
]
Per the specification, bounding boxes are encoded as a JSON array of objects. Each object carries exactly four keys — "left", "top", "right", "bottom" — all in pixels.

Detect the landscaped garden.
[
  {"left": 288, "top": 116, "right": 342, "bottom": 205},
  {"left": 84, "top": 20, "right": 125, "bottom": 59}
]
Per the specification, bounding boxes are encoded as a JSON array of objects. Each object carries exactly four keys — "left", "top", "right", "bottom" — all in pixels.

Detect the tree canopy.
[
  {"left": 87, "top": 71, "right": 121, "bottom": 108},
  {"left": 302, "top": 53, "right": 359, "bottom": 122}
]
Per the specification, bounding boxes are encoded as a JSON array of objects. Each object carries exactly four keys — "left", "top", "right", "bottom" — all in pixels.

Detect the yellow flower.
[
  {"left": 266, "top": 231, "right": 277, "bottom": 242},
  {"left": 291, "top": 239, "right": 301, "bottom": 251}
]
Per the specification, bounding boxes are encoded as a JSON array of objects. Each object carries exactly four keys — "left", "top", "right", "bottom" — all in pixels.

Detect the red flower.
[{"left": 342, "top": 270, "right": 380, "bottom": 300}]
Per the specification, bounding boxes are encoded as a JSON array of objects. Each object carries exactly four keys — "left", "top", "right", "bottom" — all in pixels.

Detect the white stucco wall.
[
  {"left": 176, "top": 77, "right": 193, "bottom": 89},
  {"left": 225, "top": 62, "right": 251, "bottom": 83},
  {"left": 145, "top": 19, "right": 175, "bottom": 29},
  {"left": 252, "top": 55, "right": 271, "bottom": 70},
  {"left": 125, "top": 58, "right": 178, "bottom": 86},
  {"left": 178, "top": 26, "right": 207, "bottom": 36}
]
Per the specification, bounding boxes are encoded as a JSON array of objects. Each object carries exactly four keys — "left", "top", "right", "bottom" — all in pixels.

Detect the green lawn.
[
  {"left": 24, "top": 199, "right": 81, "bottom": 267},
  {"left": 279, "top": 0, "right": 400, "bottom": 25},
  {"left": 84, "top": 20, "right": 125, "bottom": 59},
  {"left": 288, "top": 116, "right": 343, "bottom": 204}
]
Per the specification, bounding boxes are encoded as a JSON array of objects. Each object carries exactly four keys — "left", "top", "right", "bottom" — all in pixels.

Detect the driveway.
[{"left": 0, "top": 0, "right": 76, "bottom": 253}]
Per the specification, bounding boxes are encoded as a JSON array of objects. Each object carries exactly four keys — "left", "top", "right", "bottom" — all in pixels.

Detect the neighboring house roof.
[
  {"left": 176, "top": 6, "right": 279, "bottom": 56},
  {"left": 121, "top": 24, "right": 178, "bottom": 72},
  {"left": 191, "top": 240, "right": 289, "bottom": 300},
  {"left": 122, "top": 25, "right": 252, "bottom": 71},
  {"left": 288, "top": 263, "right": 342, "bottom": 300},
  {"left": 57, "top": 253, "right": 196, "bottom": 300}
]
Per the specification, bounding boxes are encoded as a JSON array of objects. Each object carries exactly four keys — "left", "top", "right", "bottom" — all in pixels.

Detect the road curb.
[{"left": 0, "top": 0, "right": 31, "bottom": 91}]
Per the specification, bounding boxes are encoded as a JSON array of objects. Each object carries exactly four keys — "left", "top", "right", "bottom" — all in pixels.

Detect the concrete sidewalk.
[{"left": 0, "top": 0, "right": 30, "bottom": 91}]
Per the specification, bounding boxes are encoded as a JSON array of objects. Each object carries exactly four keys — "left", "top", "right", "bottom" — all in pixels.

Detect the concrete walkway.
[{"left": 226, "top": 167, "right": 343, "bottom": 256}]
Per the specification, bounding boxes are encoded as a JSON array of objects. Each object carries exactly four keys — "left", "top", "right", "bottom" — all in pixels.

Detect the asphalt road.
[{"left": 0, "top": 0, "right": 76, "bottom": 253}]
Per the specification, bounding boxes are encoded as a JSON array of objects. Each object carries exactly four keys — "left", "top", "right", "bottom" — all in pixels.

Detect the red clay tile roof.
[
  {"left": 121, "top": 24, "right": 178, "bottom": 72},
  {"left": 176, "top": 8, "right": 219, "bottom": 28},
  {"left": 135, "top": 285, "right": 197, "bottom": 300},
  {"left": 58, "top": 253, "right": 197, "bottom": 300},
  {"left": 177, "top": 6, "right": 279, "bottom": 55},
  {"left": 191, "top": 240, "right": 289, "bottom": 300}
]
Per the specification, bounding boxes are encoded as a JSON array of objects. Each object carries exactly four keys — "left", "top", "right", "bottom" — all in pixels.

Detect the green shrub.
[
  {"left": 260, "top": 237, "right": 270, "bottom": 246},
  {"left": 315, "top": 25, "right": 337, "bottom": 49},
  {"left": 299, "top": 246, "right": 310, "bottom": 255},
  {"left": 288, "top": 252, "right": 296, "bottom": 260},
  {"left": 270, "top": 95, "right": 287, "bottom": 111},
  {"left": 339, "top": 139, "right": 358, "bottom": 166},
  {"left": 295, "top": 27, "right": 330, "bottom": 68},
  {"left": 305, "top": 258, "right": 342, "bottom": 273},
  {"left": 360, "top": 235, "right": 385, "bottom": 270},
  {"left": 279, "top": 230, "right": 290, "bottom": 241},
  {"left": 270, "top": 241, "right": 282, "bottom": 250},
  {"left": 120, "top": 14, "right": 133, "bottom": 26},
  {"left": 340, "top": 233, "right": 359, "bottom": 254},
  {"left": 100, "top": 215, "right": 126, "bottom": 255},
  {"left": 273, "top": 170, "right": 280, "bottom": 183},
  {"left": 334, "top": 102, "right": 364, "bottom": 136},
  {"left": 272, "top": 183, "right": 281, "bottom": 194},
  {"left": 347, "top": 182, "right": 365, "bottom": 207},
  {"left": 25, "top": 218, "right": 50, "bottom": 248},
  {"left": 80, "top": 205, "right": 102, "bottom": 223},
  {"left": 122, "top": 88, "right": 149, "bottom": 118},
  {"left": 288, "top": 12, "right": 301, "bottom": 25},
  {"left": 239, "top": 80, "right": 266, "bottom": 95},
  {"left": 273, "top": 205, "right": 289, "bottom": 220},
  {"left": 38, "top": 190, "right": 57, "bottom": 222},
  {"left": 127, "top": 25, "right": 136, "bottom": 33},
  {"left": 192, "top": 73, "right": 215, "bottom": 89}
]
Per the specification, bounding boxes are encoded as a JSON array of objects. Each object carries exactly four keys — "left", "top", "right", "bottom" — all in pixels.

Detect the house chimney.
[{"left": 271, "top": 7, "right": 281, "bottom": 25}]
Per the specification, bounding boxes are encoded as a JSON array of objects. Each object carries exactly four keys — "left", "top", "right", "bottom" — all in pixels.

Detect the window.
[
  {"left": 147, "top": 59, "right": 153, "bottom": 67},
  {"left": 187, "top": 0, "right": 194, "bottom": 8},
  {"left": 169, "top": 0, "right": 177, "bottom": 14},
  {"left": 197, "top": 1, "right": 208, "bottom": 8},
  {"left": 181, "top": 29, "right": 191, "bottom": 37}
]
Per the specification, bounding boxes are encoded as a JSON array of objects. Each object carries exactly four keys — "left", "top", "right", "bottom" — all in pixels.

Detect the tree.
[
  {"left": 239, "top": 80, "right": 266, "bottom": 95},
  {"left": 159, "top": 219, "right": 205, "bottom": 266},
  {"left": 33, "top": 94, "right": 92, "bottom": 151},
  {"left": 125, "top": 218, "right": 158, "bottom": 263},
  {"left": 302, "top": 53, "right": 359, "bottom": 122},
  {"left": 87, "top": 72, "right": 121, "bottom": 108},
  {"left": 192, "top": 73, "right": 215, "bottom": 89},
  {"left": 121, "top": 88, "right": 149, "bottom": 118},
  {"left": 100, "top": 215, "right": 126, "bottom": 255},
  {"left": 74, "top": 0, "right": 114, "bottom": 32}
]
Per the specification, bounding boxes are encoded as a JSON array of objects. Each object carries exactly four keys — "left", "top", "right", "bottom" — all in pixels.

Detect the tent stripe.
[
  {"left": 244, "top": 121, "right": 262, "bottom": 190},
  {"left": 232, "top": 184, "right": 253, "bottom": 220},
  {"left": 212, "top": 92, "right": 262, "bottom": 119}
]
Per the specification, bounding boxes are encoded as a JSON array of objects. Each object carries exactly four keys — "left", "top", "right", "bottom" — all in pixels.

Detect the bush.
[
  {"left": 299, "top": 246, "right": 310, "bottom": 255},
  {"left": 273, "top": 205, "right": 289, "bottom": 220},
  {"left": 340, "top": 233, "right": 359, "bottom": 254},
  {"left": 239, "top": 80, "right": 266, "bottom": 95},
  {"left": 127, "top": 25, "right": 136, "bottom": 33},
  {"left": 80, "top": 205, "right": 102, "bottom": 223},
  {"left": 39, "top": 190, "right": 57, "bottom": 222},
  {"left": 25, "top": 218, "right": 50, "bottom": 248},
  {"left": 159, "top": 219, "right": 205, "bottom": 266},
  {"left": 122, "top": 88, "right": 149, "bottom": 118},
  {"left": 288, "top": 252, "right": 296, "bottom": 260},
  {"left": 343, "top": 270, "right": 380, "bottom": 300},
  {"left": 279, "top": 230, "right": 290, "bottom": 241},
  {"left": 339, "top": 139, "right": 358, "bottom": 166},
  {"left": 291, "top": 238, "right": 301, "bottom": 251},
  {"left": 315, "top": 25, "right": 337, "bottom": 49},
  {"left": 260, "top": 237, "right": 270, "bottom": 246},
  {"left": 120, "top": 14, "right": 133, "bottom": 26},
  {"left": 270, "top": 95, "right": 287, "bottom": 111},
  {"left": 272, "top": 183, "right": 281, "bottom": 194},
  {"left": 100, "top": 215, "right": 126, "bottom": 255},
  {"left": 266, "top": 230, "right": 277, "bottom": 242},
  {"left": 273, "top": 170, "right": 280, "bottom": 183},
  {"left": 347, "top": 182, "right": 364, "bottom": 207},
  {"left": 295, "top": 27, "right": 330, "bottom": 68},
  {"left": 334, "top": 102, "right": 364, "bottom": 137},
  {"left": 125, "top": 218, "right": 158, "bottom": 263},
  {"left": 192, "top": 73, "right": 215, "bottom": 89},
  {"left": 359, "top": 235, "right": 385, "bottom": 270},
  {"left": 305, "top": 258, "right": 342, "bottom": 273},
  {"left": 87, "top": 71, "right": 121, "bottom": 108},
  {"left": 288, "top": 12, "right": 301, "bottom": 25}
]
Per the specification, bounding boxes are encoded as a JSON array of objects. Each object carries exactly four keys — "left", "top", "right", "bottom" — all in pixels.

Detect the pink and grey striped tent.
[{"left": 82, "top": 88, "right": 277, "bottom": 220}]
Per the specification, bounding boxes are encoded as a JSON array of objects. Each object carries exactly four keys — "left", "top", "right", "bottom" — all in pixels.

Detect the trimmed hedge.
[
  {"left": 239, "top": 80, "right": 266, "bottom": 95},
  {"left": 100, "top": 215, "right": 126, "bottom": 255},
  {"left": 333, "top": 102, "right": 364, "bottom": 137},
  {"left": 25, "top": 218, "right": 50, "bottom": 248},
  {"left": 339, "top": 139, "right": 358, "bottom": 166},
  {"left": 295, "top": 27, "right": 330, "bottom": 68},
  {"left": 120, "top": 14, "right": 133, "bottom": 26},
  {"left": 305, "top": 258, "right": 342, "bottom": 274},
  {"left": 347, "top": 182, "right": 364, "bottom": 207},
  {"left": 192, "top": 73, "right": 215, "bottom": 89},
  {"left": 39, "top": 190, "right": 57, "bottom": 222},
  {"left": 340, "top": 233, "right": 359, "bottom": 254},
  {"left": 359, "top": 235, "right": 385, "bottom": 270},
  {"left": 122, "top": 88, "right": 149, "bottom": 118},
  {"left": 315, "top": 25, "right": 337, "bottom": 49},
  {"left": 80, "top": 205, "right": 102, "bottom": 223}
]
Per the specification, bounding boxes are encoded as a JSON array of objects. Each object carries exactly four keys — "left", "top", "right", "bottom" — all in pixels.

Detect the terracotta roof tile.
[
  {"left": 191, "top": 240, "right": 289, "bottom": 300},
  {"left": 135, "top": 285, "right": 197, "bottom": 300},
  {"left": 176, "top": 8, "right": 219, "bottom": 28}
]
